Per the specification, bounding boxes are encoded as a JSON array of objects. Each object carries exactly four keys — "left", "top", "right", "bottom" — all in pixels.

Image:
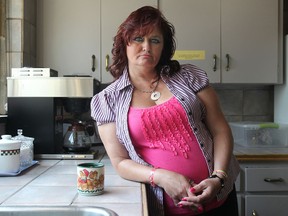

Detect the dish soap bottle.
[{"left": 13, "top": 129, "right": 34, "bottom": 167}]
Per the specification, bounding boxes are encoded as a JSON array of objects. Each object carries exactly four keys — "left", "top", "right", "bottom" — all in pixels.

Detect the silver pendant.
[{"left": 151, "top": 91, "right": 161, "bottom": 101}]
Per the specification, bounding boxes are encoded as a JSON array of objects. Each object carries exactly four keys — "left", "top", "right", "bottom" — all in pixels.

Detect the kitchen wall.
[
  {"left": 6, "top": 0, "right": 274, "bottom": 123},
  {"left": 0, "top": 0, "right": 36, "bottom": 115},
  {"left": 0, "top": 0, "right": 6, "bottom": 115},
  {"left": 6, "top": 0, "right": 36, "bottom": 71},
  {"left": 214, "top": 84, "right": 273, "bottom": 122}
]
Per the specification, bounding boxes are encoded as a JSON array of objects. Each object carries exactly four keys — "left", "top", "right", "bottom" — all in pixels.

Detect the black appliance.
[{"left": 6, "top": 76, "right": 102, "bottom": 159}]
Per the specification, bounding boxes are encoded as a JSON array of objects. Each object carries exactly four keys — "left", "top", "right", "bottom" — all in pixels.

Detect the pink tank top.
[{"left": 128, "top": 97, "right": 224, "bottom": 215}]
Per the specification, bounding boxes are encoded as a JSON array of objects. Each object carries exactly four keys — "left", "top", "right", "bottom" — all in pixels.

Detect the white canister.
[{"left": 0, "top": 135, "right": 21, "bottom": 173}]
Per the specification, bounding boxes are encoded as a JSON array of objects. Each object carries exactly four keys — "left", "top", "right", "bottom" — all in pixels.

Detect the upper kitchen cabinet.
[
  {"left": 160, "top": 0, "right": 220, "bottom": 83},
  {"left": 159, "top": 0, "right": 282, "bottom": 84},
  {"left": 100, "top": 0, "right": 157, "bottom": 83},
  {"left": 36, "top": 0, "right": 157, "bottom": 83},
  {"left": 37, "top": 0, "right": 101, "bottom": 80}
]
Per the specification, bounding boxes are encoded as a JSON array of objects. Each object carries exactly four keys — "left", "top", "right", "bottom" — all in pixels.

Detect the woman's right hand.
[{"left": 153, "top": 169, "right": 202, "bottom": 209}]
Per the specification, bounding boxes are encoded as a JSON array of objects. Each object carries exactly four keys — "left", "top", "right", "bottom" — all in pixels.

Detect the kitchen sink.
[{"left": 0, "top": 206, "right": 118, "bottom": 216}]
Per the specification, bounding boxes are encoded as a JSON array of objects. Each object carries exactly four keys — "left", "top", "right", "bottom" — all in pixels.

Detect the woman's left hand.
[{"left": 177, "top": 177, "right": 222, "bottom": 208}]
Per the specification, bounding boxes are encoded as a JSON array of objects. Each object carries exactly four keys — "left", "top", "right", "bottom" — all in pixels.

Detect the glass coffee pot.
[{"left": 63, "top": 121, "right": 92, "bottom": 152}]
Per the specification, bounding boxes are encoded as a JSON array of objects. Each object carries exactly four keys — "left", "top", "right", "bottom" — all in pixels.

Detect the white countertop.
[{"left": 0, "top": 147, "right": 145, "bottom": 216}]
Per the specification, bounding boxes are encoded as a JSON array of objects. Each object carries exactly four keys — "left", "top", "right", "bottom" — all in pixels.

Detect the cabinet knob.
[{"left": 252, "top": 210, "right": 257, "bottom": 216}]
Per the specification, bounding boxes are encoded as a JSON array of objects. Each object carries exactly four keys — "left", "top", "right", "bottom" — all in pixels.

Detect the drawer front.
[
  {"left": 245, "top": 195, "right": 288, "bottom": 216},
  {"left": 245, "top": 167, "right": 288, "bottom": 191}
]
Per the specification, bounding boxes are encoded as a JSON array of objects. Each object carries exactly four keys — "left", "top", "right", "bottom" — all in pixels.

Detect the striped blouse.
[{"left": 91, "top": 64, "right": 240, "bottom": 215}]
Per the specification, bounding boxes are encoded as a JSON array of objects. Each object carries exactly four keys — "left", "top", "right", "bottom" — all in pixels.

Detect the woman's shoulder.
[
  {"left": 168, "top": 64, "right": 208, "bottom": 81},
  {"left": 92, "top": 75, "right": 131, "bottom": 108},
  {"left": 175, "top": 64, "right": 210, "bottom": 92},
  {"left": 180, "top": 64, "right": 207, "bottom": 76},
  {"left": 99, "top": 76, "right": 130, "bottom": 95}
]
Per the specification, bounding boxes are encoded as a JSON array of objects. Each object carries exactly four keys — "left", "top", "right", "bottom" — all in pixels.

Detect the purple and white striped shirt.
[{"left": 91, "top": 64, "right": 240, "bottom": 215}]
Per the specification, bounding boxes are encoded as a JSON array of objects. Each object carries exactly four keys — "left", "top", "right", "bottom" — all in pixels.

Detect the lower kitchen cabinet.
[
  {"left": 245, "top": 195, "right": 288, "bottom": 216},
  {"left": 237, "top": 161, "right": 288, "bottom": 216}
]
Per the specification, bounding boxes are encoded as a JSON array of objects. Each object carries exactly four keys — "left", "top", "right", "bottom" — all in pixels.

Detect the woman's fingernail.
[
  {"left": 181, "top": 198, "right": 187, "bottom": 201},
  {"left": 190, "top": 187, "right": 196, "bottom": 193},
  {"left": 177, "top": 203, "right": 183, "bottom": 208},
  {"left": 198, "top": 206, "right": 203, "bottom": 212}
]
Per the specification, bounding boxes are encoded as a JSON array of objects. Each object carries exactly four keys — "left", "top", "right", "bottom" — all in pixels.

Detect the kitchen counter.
[
  {"left": 1, "top": 144, "right": 288, "bottom": 216},
  {"left": 0, "top": 146, "right": 147, "bottom": 216},
  {"left": 234, "top": 144, "right": 288, "bottom": 161}
]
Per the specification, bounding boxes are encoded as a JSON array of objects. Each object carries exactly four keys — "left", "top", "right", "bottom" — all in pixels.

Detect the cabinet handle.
[
  {"left": 264, "top": 177, "right": 284, "bottom": 183},
  {"left": 225, "top": 54, "right": 230, "bottom": 71},
  {"left": 252, "top": 210, "right": 257, "bottom": 216},
  {"left": 213, "top": 54, "right": 217, "bottom": 71},
  {"left": 91, "top": 55, "right": 96, "bottom": 72},
  {"left": 105, "top": 55, "right": 110, "bottom": 72}
]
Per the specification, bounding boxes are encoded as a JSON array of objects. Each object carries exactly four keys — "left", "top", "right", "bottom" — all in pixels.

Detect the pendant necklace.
[
  {"left": 150, "top": 91, "right": 161, "bottom": 101},
  {"left": 134, "top": 78, "right": 161, "bottom": 101}
]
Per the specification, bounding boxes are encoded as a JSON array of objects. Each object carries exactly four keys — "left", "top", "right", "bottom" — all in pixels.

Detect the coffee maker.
[
  {"left": 6, "top": 75, "right": 101, "bottom": 159},
  {"left": 62, "top": 97, "right": 98, "bottom": 152}
]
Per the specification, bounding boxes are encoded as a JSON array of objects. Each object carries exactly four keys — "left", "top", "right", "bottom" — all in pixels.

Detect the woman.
[{"left": 91, "top": 6, "right": 240, "bottom": 216}]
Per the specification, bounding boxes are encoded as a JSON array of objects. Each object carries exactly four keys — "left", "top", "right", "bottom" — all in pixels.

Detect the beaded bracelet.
[{"left": 149, "top": 167, "right": 158, "bottom": 187}]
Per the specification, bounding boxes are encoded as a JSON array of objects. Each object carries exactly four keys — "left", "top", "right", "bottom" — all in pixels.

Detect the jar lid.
[
  {"left": 1, "top": 135, "right": 12, "bottom": 140},
  {"left": 0, "top": 135, "right": 21, "bottom": 144}
]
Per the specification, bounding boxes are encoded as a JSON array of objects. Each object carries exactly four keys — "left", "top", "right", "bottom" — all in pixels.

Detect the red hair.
[{"left": 109, "top": 6, "right": 180, "bottom": 80}]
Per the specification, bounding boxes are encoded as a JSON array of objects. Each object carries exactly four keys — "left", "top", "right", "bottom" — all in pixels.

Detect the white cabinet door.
[
  {"left": 159, "top": 0, "right": 280, "bottom": 84},
  {"left": 221, "top": 0, "right": 279, "bottom": 84},
  {"left": 37, "top": 0, "right": 101, "bottom": 80},
  {"left": 101, "top": 0, "right": 158, "bottom": 83},
  {"left": 159, "top": 0, "right": 221, "bottom": 83}
]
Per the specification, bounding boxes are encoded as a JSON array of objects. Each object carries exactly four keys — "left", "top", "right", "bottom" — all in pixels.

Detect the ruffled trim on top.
[{"left": 140, "top": 97, "right": 197, "bottom": 159}]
